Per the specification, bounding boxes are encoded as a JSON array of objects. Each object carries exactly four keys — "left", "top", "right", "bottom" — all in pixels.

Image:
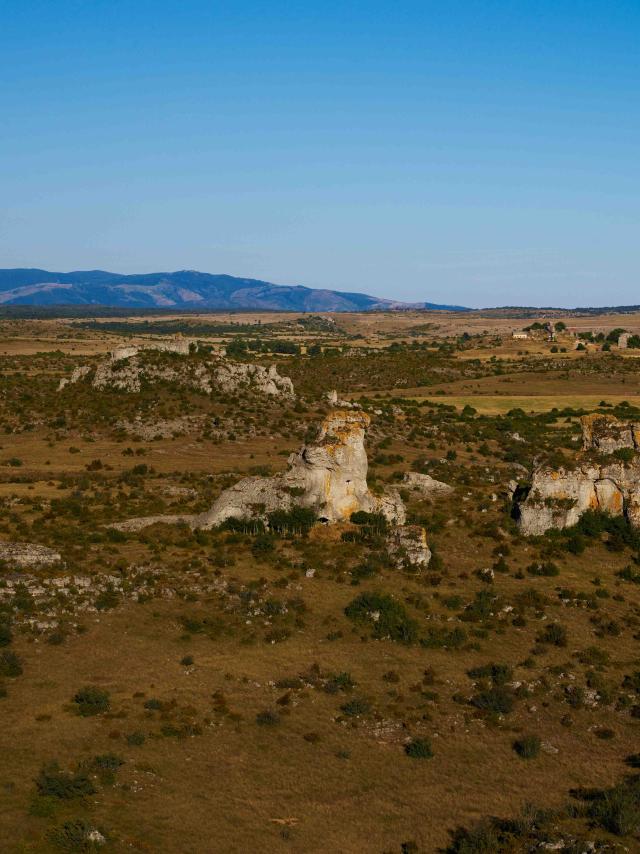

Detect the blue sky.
[{"left": 1, "top": 1, "right": 638, "bottom": 307}]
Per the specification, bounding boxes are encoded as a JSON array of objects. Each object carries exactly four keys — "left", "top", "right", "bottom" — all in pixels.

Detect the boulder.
[{"left": 402, "top": 472, "right": 453, "bottom": 497}]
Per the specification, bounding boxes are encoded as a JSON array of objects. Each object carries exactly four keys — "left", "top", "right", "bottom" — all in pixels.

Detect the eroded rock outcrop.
[
  {"left": 0, "top": 542, "right": 62, "bottom": 569},
  {"left": 115, "top": 410, "right": 406, "bottom": 533},
  {"left": 58, "top": 343, "right": 294, "bottom": 399},
  {"left": 516, "top": 414, "right": 640, "bottom": 535},
  {"left": 324, "top": 389, "right": 361, "bottom": 409},
  {"left": 387, "top": 525, "right": 431, "bottom": 570}
]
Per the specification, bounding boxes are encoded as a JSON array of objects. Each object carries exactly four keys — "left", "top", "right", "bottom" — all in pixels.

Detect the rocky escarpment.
[
  {"left": 515, "top": 414, "right": 640, "bottom": 535},
  {"left": 58, "top": 342, "right": 294, "bottom": 399}
]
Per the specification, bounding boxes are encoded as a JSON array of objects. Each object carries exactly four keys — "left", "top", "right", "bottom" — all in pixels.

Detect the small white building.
[{"left": 512, "top": 331, "right": 529, "bottom": 340}]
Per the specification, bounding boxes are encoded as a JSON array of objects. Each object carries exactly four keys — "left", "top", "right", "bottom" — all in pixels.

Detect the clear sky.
[{"left": 1, "top": 1, "right": 638, "bottom": 308}]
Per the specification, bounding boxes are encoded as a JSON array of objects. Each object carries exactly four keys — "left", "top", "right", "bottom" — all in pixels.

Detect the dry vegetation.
[{"left": 1, "top": 308, "right": 640, "bottom": 852}]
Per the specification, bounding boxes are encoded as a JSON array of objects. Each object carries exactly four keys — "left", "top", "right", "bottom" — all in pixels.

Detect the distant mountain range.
[{"left": 0, "top": 269, "right": 468, "bottom": 312}]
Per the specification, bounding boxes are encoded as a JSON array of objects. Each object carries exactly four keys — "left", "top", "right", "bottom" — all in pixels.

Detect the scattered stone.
[{"left": 0, "top": 542, "right": 62, "bottom": 569}]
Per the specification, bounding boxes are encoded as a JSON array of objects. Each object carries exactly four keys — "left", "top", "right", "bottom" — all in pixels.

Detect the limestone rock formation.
[
  {"left": 387, "top": 525, "right": 431, "bottom": 570},
  {"left": 324, "top": 389, "right": 361, "bottom": 409},
  {"left": 58, "top": 343, "right": 294, "bottom": 399},
  {"left": 580, "top": 413, "right": 640, "bottom": 453},
  {"left": 402, "top": 472, "right": 453, "bottom": 497},
  {"left": 0, "top": 542, "right": 62, "bottom": 568},
  {"left": 515, "top": 414, "right": 640, "bottom": 535},
  {"left": 114, "top": 410, "right": 406, "bottom": 532}
]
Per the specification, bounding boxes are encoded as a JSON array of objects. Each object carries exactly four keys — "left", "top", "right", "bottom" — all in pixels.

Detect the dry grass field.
[{"left": 1, "top": 308, "right": 640, "bottom": 852}]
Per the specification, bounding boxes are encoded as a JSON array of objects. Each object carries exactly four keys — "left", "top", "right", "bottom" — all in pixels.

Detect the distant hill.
[{"left": 0, "top": 269, "right": 468, "bottom": 312}]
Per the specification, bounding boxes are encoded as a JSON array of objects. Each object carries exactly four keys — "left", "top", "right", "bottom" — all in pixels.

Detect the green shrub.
[
  {"left": 340, "top": 697, "right": 371, "bottom": 717},
  {"left": 344, "top": 592, "right": 418, "bottom": 644},
  {"left": 324, "top": 672, "right": 355, "bottom": 694},
  {"left": 613, "top": 447, "right": 635, "bottom": 463},
  {"left": 446, "top": 820, "right": 501, "bottom": 853},
  {"left": 623, "top": 671, "right": 640, "bottom": 694},
  {"left": 0, "top": 650, "right": 23, "bottom": 677},
  {"left": 584, "top": 778, "right": 640, "bottom": 836},
  {"left": 92, "top": 754, "right": 123, "bottom": 771},
  {"left": 0, "top": 620, "right": 12, "bottom": 647},
  {"left": 404, "top": 738, "right": 433, "bottom": 759},
  {"left": 460, "top": 590, "right": 497, "bottom": 623},
  {"left": 526, "top": 561, "right": 559, "bottom": 577},
  {"left": 467, "top": 663, "right": 512, "bottom": 685},
  {"left": 267, "top": 507, "right": 316, "bottom": 535},
  {"left": 421, "top": 626, "right": 467, "bottom": 650},
  {"left": 49, "top": 818, "right": 105, "bottom": 850},
  {"left": 126, "top": 731, "right": 146, "bottom": 746},
  {"left": 537, "top": 623, "right": 567, "bottom": 647},
  {"left": 470, "top": 686, "right": 514, "bottom": 715},
  {"left": 36, "top": 763, "right": 95, "bottom": 800},
  {"left": 256, "top": 709, "right": 280, "bottom": 726},
  {"left": 513, "top": 735, "right": 541, "bottom": 759},
  {"left": 73, "top": 686, "right": 110, "bottom": 717}
]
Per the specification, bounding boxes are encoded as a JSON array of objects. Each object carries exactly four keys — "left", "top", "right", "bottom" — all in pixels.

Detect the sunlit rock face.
[
  {"left": 114, "top": 410, "right": 406, "bottom": 532},
  {"left": 516, "top": 414, "right": 640, "bottom": 535},
  {"left": 199, "top": 410, "right": 405, "bottom": 528}
]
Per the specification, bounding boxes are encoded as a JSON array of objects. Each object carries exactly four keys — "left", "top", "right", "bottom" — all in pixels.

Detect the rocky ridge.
[{"left": 58, "top": 342, "right": 295, "bottom": 399}]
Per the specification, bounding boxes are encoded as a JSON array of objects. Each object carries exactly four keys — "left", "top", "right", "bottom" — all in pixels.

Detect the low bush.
[
  {"left": 0, "top": 650, "right": 23, "bottom": 677},
  {"left": 513, "top": 735, "right": 541, "bottom": 759},
  {"left": 421, "top": 626, "right": 466, "bottom": 649},
  {"left": 36, "top": 763, "right": 95, "bottom": 800},
  {"left": 467, "top": 663, "right": 512, "bottom": 685},
  {"left": 470, "top": 686, "right": 514, "bottom": 715},
  {"left": 344, "top": 592, "right": 418, "bottom": 644},
  {"left": 404, "top": 738, "right": 433, "bottom": 759},
  {"left": 340, "top": 697, "right": 371, "bottom": 717},
  {"left": 537, "top": 623, "right": 567, "bottom": 647},
  {"left": 581, "top": 777, "right": 640, "bottom": 836},
  {"left": 256, "top": 709, "right": 280, "bottom": 726},
  {"left": 73, "top": 686, "right": 110, "bottom": 717}
]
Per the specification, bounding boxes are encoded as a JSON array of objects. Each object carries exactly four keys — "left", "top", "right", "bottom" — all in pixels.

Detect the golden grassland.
[{"left": 1, "top": 310, "right": 640, "bottom": 852}]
